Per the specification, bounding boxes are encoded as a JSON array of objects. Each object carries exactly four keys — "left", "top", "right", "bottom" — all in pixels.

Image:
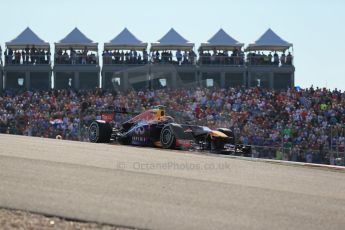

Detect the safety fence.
[
  {"left": 78, "top": 110, "right": 345, "bottom": 166},
  {"left": 242, "top": 145, "right": 345, "bottom": 166},
  {"left": 1, "top": 107, "right": 344, "bottom": 166}
]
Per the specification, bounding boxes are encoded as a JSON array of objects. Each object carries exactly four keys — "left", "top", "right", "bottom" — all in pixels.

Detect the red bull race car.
[{"left": 88, "top": 106, "right": 250, "bottom": 154}]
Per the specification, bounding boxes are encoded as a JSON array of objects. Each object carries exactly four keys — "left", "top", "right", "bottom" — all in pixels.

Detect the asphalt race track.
[{"left": 1, "top": 134, "right": 345, "bottom": 230}]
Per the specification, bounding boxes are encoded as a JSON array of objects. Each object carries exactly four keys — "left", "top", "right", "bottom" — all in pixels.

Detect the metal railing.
[
  {"left": 246, "top": 55, "right": 294, "bottom": 67},
  {"left": 0, "top": 52, "right": 295, "bottom": 67},
  {"left": 1, "top": 105, "right": 343, "bottom": 166},
  {"left": 102, "top": 52, "right": 197, "bottom": 65},
  {"left": 54, "top": 54, "right": 99, "bottom": 65},
  {"left": 102, "top": 55, "right": 149, "bottom": 65},
  {"left": 4, "top": 54, "right": 51, "bottom": 65},
  {"left": 198, "top": 55, "right": 244, "bottom": 66},
  {"left": 102, "top": 53, "right": 244, "bottom": 66}
]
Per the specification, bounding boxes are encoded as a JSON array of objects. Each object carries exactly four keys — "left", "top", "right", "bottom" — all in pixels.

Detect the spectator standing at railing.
[
  {"left": 190, "top": 50, "right": 196, "bottom": 64},
  {"left": 36, "top": 49, "right": 41, "bottom": 64},
  {"left": 39, "top": 49, "right": 45, "bottom": 64},
  {"left": 273, "top": 52, "right": 279, "bottom": 65},
  {"left": 5, "top": 49, "right": 8, "bottom": 64},
  {"left": 71, "top": 48, "right": 77, "bottom": 65},
  {"left": 8, "top": 48, "right": 13, "bottom": 64},
  {"left": 137, "top": 53, "right": 142, "bottom": 64},
  {"left": 211, "top": 52, "right": 216, "bottom": 64},
  {"left": 111, "top": 50, "right": 116, "bottom": 64},
  {"left": 24, "top": 46, "right": 30, "bottom": 64},
  {"left": 14, "top": 51, "right": 21, "bottom": 64},
  {"left": 124, "top": 51, "right": 129, "bottom": 64},
  {"left": 168, "top": 51, "right": 173, "bottom": 63},
  {"left": 30, "top": 46, "right": 36, "bottom": 64},
  {"left": 280, "top": 52, "right": 286, "bottom": 65},
  {"left": 120, "top": 51, "right": 124, "bottom": 63},
  {"left": 46, "top": 49, "right": 51, "bottom": 64},
  {"left": 155, "top": 50, "right": 160, "bottom": 63},
  {"left": 81, "top": 48, "right": 87, "bottom": 64},
  {"left": 263, "top": 53, "right": 270, "bottom": 65},
  {"left": 246, "top": 52, "right": 253, "bottom": 65},
  {"left": 133, "top": 50, "right": 138, "bottom": 64},
  {"left": 176, "top": 49, "right": 182, "bottom": 64},
  {"left": 102, "top": 50, "right": 106, "bottom": 64},
  {"left": 198, "top": 49, "right": 204, "bottom": 64},
  {"left": 268, "top": 52, "right": 273, "bottom": 65},
  {"left": 56, "top": 48, "right": 63, "bottom": 64},
  {"left": 90, "top": 53, "right": 97, "bottom": 64},
  {"left": 62, "top": 50, "right": 68, "bottom": 64},
  {"left": 286, "top": 52, "right": 293, "bottom": 65},
  {"left": 143, "top": 49, "right": 148, "bottom": 64},
  {"left": 0, "top": 46, "right": 2, "bottom": 65},
  {"left": 21, "top": 49, "right": 26, "bottom": 64}
]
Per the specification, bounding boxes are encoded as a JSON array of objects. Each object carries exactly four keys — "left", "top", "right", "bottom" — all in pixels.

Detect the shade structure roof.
[
  {"left": 246, "top": 28, "right": 292, "bottom": 52},
  {"left": 104, "top": 28, "right": 147, "bottom": 50},
  {"left": 151, "top": 28, "right": 194, "bottom": 51},
  {"left": 55, "top": 27, "right": 98, "bottom": 51},
  {"left": 6, "top": 27, "right": 49, "bottom": 49},
  {"left": 200, "top": 29, "right": 243, "bottom": 50}
]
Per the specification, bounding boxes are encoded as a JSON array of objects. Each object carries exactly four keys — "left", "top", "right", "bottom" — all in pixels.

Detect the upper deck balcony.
[{"left": 3, "top": 27, "right": 52, "bottom": 90}]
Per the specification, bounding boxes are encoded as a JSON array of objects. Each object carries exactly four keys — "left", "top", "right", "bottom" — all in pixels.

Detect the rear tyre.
[
  {"left": 89, "top": 120, "right": 112, "bottom": 143},
  {"left": 118, "top": 134, "right": 131, "bottom": 145},
  {"left": 160, "top": 125, "right": 176, "bottom": 149}
]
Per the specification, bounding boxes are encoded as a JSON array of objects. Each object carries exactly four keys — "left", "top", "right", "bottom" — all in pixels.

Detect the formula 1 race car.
[{"left": 88, "top": 106, "right": 251, "bottom": 154}]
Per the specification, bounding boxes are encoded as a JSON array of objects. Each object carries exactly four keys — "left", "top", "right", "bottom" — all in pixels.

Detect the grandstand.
[{"left": 0, "top": 27, "right": 294, "bottom": 92}]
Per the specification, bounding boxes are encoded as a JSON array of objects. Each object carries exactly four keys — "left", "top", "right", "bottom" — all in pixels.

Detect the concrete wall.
[
  {"left": 4, "top": 65, "right": 52, "bottom": 90},
  {"left": 2, "top": 63, "right": 295, "bottom": 91}
]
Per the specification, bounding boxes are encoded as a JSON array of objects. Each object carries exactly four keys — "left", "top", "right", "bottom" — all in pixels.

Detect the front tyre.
[
  {"left": 217, "top": 128, "right": 235, "bottom": 144},
  {"left": 89, "top": 120, "right": 112, "bottom": 143},
  {"left": 160, "top": 125, "right": 176, "bottom": 149}
]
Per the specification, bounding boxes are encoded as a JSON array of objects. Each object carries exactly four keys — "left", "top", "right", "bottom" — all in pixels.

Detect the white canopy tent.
[
  {"left": 246, "top": 28, "right": 292, "bottom": 52},
  {"left": 151, "top": 28, "right": 194, "bottom": 51},
  {"left": 104, "top": 28, "right": 147, "bottom": 50},
  {"left": 6, "top": 27, "right": 49, "bottom": 49},
  {"left": 55, "top": 27, "right": 98, "bottom": 51},
  {"left": 200, "top": 29, "right": 243, "bottom": 51}
]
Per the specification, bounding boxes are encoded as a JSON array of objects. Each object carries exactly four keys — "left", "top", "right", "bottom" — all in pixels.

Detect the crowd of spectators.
[
  {"left": 1, "top": 86, "right": 344, "bottom": 165},
  {"left": 3, "top": 46, "right": 51, "bottom": 65},
  {"left": 151, "top": 50, "right": 196, "bottom": 65},
  {"left": 198, "top": 48, "right": 245, "bottom": 65},
  {"left": 0, "top": 46, "right": 294, "bottom": 67},
  {"left": 247, "top": 51, "right": 293, "bottom": 66},
  {"left": 102, "top": 49, "right": 148, "bottom": 65},
  {"left": 102, "top": 49, "right": 197, "bottom": 65},
  {"left": 55, "top": 47, "right": 97, "bottom": 65}
]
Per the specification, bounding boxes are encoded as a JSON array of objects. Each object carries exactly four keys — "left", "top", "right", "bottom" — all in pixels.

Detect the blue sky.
[{"left": 1, "top": 0, "right": 344, "bottom": 90}]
